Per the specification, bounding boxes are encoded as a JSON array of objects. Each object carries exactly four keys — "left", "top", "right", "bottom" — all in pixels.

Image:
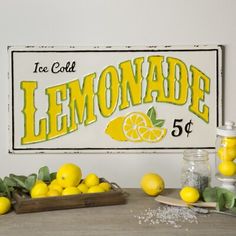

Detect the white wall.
[{"left": 0, "top": 0, "right": 235, "bottom": 188}]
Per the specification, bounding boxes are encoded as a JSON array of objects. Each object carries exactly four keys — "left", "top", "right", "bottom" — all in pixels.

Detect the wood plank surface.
[{"left": 0, "top": 189, "right": 236, "bottom": 236}]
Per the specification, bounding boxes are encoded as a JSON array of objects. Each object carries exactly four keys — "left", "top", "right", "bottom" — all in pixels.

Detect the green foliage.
[
  {"left": 0, "top": 166, "right": 55, "bottom": 198},
  {"left": 203, "top": 187, "right": 236, "bottom": 213},
  {"left": 38, "top": 166, "right": 50, "bottom": 182}
]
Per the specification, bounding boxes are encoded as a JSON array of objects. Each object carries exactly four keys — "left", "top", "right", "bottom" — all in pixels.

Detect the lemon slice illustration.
[
  {"left": 122, "top": 112, "right": 152, "bottom": 142},
  {"left": 137, "top": 126, "right": 167, "bottom": 143}
]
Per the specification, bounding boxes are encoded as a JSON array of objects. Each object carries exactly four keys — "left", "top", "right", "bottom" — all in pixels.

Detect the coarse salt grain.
[{"left": 133, "top": 206, "right": 199, "bottom": 228}]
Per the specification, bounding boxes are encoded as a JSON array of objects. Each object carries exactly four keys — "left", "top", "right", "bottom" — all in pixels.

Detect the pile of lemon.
[
  {"left": 217, "top": 137, "right": 236, "bottom": 176},
  {"left": 31, "top": 163, "right": 111, "bottom": 198}
]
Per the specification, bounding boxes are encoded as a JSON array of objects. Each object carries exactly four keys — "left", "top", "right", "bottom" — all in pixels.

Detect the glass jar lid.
[
  {"left": 216, "top": 121, "right": 236, "bottom": 137},
  {"left": 183, "top": 149, "right": 209, "bottom": 161}
]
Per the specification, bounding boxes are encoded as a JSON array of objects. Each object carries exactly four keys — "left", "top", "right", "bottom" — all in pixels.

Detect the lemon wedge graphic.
[
  {"left": 137, "top": 126, "right": 167, "bottom": 143},
  {"left": 105, "top": 116, "right": 127, "bottom": 141},
  {"left": 122, "top": 112, "right": 152, "bottom": 142}
]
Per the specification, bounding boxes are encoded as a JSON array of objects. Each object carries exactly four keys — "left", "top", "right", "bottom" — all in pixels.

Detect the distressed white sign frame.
[{"left": 8, "top": 45, "right": 223, "bottom": 154}]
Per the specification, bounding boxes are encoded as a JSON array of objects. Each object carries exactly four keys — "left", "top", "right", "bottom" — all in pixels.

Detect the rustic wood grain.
[{"left": 1, "top": 189, "right": 236, "bottom": 236}]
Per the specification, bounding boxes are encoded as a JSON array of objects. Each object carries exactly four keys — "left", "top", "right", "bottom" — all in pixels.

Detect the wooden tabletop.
[{"left": 0, "top": 189, "right": 236, "bottom": 236}]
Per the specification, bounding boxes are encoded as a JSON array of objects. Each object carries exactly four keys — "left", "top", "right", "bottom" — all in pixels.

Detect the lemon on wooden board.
[
  {"left": 84, "top": 173, "right": 100, "bottom": 188},
  {"left": 218, "top": 161, "right": 236, "bottom": 176},
  {"left": 180, "top": 186, "right": 200, "bottom": 203},
  {"left": 140, "top": 173, "right": 165, "bottom": 196},
  {"left": 47, "top": 189, "right": 61, "bottom": 197},
  {"left": 48, "top": 182, "right": 63, "bottom": 194},
  {"left": 56, "top": 163, "right": 82, "bottom": 188},
  {"left": 87, "top": 185, "right": 105, "bottom": 193},
  {"left": 30, "top": 182, "right": 48, "bottom": 198},
  {"left": 99, "top": 182, "right": 112, "bottom": 192},
  {"left": 62, "top": 187, "right": 81, "bottom": 196},
  {"left": 77, "top": 183, "right": 89, "bottom": 193},
  {"left": 0, "top": 197, "right": 11, "bottom": 215}
]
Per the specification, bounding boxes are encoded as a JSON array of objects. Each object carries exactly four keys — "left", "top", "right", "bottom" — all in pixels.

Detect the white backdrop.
[{"left": 0, "top": 0, "right": 235, "bottom": 187}]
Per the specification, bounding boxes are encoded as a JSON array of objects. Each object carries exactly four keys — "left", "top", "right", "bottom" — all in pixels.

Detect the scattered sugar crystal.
[{"left": 133, "top": 206, "right": 199, "bottom": 228}]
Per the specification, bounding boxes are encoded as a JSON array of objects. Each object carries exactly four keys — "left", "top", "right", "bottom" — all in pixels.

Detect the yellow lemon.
[
  {"left": 50, "top": 179, "right": 59, "bottom": 185},
  {"left": 77, "top": 183, "right": 89, "bottom": 193},
  {"left": 0, "top": 197, "right": 11, "bottom": 215},
  {"left": 138, "top": 126, "right": 167, "bottom": 143},
  {"left": 99, "top": 182, "right": 112, "bottom": 192},
  {"left": 62, "top": 187, "right": 81, "bottom": 196},
  {"left": 84, "top": 173, "right": 100, "bottom": 188},
  {"left": 47, "top": 189, "right": 61, "bottom": 197},
  {"left": 140, "top": 173, "right": 165, "bottom": 196},
  {"left": 218, "top": 161, "right": 236, "bottom": 176},
  {"left": 105, "top": 116, "right": 127, "bottom": 141},
  {"left": 48, "top": 182, "right": 63, "bottom": 194},
  {"left": 87, "top": 186, "right": 105, "bottom": 193},
  {"left": 217, "top": 146, "right": 236, "bottom": 161},
  {"left": 30, "top": 182, "right": 48, "bottom": 198},
  {"left": 123, "top": 112, "right": 153, "bottom": 142},
  {"left": 180, "top": 186, "right": 200, "bottom": 203},
  {"left": 56, "top": 163, "right": 82, "bottom": 188},
  {"left": 222, "top": 137, "right": 236, "bottom": 147}
]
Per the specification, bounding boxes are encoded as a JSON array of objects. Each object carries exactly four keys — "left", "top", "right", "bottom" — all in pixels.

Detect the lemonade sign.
[{"left": 9, "top": 46, "right": 222, "bottom": 153}]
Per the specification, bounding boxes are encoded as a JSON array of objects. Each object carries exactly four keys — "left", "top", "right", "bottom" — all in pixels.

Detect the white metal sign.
[{"left": 9, "top": 45, "right": 222, "bottom": 153}]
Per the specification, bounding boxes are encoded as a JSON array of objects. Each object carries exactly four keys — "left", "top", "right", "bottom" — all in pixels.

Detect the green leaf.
[
  {"left": 216, "top": 193, "right": 225, "bottom": 211},
  {"left": 3, "top": 183, "right": 11, "bottom": 198},
  {"left": 50, "top": 172, "right": 57, "bottom": 182},
  {"left": 202, "top": 187, "right": 217, "bottom": 202},
  {"left": 9, "top": 174, "right": 27, "bottom": 189},
  {"left": 153, "top": 119, "right": 165, "bottom": 128},
  {"left": 216, "top": 188, "right": 236, "bottom": 209},
  {"left": 25, "top": 175, "right": 37, "bottom": 191},
  {"left": 0, "top": 178, "right": 6, "bottom": 194},
  {"left": 147, "top": 107, "right": 156, "bottom": 123},
  {"left": 38, "top": 166, "right": 51, "bottom": 182},
  {"left": 4, "top": 176, "right": 17, "bottom": 187}
]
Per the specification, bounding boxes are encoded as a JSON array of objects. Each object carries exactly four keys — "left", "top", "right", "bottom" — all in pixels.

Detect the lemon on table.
[
  {"left": 84, "top": 173, "right": 99, "bottom": 188},
  {"left": 122, "top": 112, "right": 153, "bottom": 142},
  {"left": 217, "top": 146, "right": 236, "bottom": 161},
  {"left": 56, "top": 163, "right": 82, "bottom": 188},
  {"left": 87, "top": 185, "right": 105, "bottom": 193},
  {"left": 180, "top": 186, "right": 200, "bottom": 203},
  {"left": 62, "top": 187, "right": 81, "bottom": 196},
  {"left": 218, "top": 161, "right": 236, "bottom": 176},
  {"left": 105, "top": 116, "right": 127, "bottom": 141},
  {"left": 77, "top": 183, "right": 89, "bottom": 193},
  {"left": 138, "top": 126, "right": 167, "bottom": 143},
  {"left": 30, "top": 181, "right": 48, "bottom": 198},
  {"left": 99, "top": 182, "right": 112, "bottom": 192},
  {"left": 0, "top": 197, "right": 11, "bottom": 215},
  {"left": 140, "top": 173, "right": 165, "bottom": 196}
]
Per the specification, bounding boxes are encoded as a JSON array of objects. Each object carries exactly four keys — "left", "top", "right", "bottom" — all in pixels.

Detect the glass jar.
[
  {"left": 216, "top": 121, "right": 236, "bottom": 180},
  {"left": 181, "top": 149, "right": 211, "bottom": 193}
]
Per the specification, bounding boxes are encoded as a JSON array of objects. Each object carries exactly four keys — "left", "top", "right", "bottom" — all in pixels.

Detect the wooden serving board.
[
  {"left": 12, "top": 181, "right": 127, "bottom": 214},
  {"left": 155, "top": 195, "right": 216, "bottom": 208}
]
